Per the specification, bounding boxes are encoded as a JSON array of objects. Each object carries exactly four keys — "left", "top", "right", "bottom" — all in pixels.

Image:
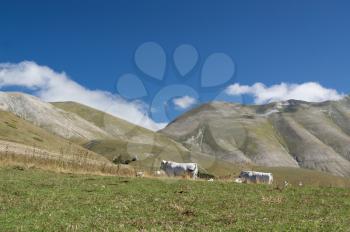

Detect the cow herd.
[{"left": 153, "top": 160, "right": 274, "bottom": 185}]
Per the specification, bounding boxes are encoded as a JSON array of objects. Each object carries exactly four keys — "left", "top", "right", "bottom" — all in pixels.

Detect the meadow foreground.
[{"left": 0, "top": 167, "right": 349, "bottom": 231}]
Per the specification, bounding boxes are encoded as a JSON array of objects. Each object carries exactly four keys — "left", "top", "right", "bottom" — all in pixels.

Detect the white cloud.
[
  {"left": 0, "top": 61, "right": 166, "bottom": 131},
  {"left": 173, "top": 95, "right": 197, "bottom": 109},
  {"left": 225, "top": 82, "right": 344, "bottom": 104}
]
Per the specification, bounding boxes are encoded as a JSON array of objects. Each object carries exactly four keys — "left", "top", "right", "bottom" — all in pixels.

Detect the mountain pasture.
[{"left": 0, "top": 167, "right": 349, "bottom": 231}]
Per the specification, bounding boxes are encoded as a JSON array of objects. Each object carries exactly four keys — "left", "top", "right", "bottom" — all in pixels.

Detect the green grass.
[{"left": 0, "top": 167, "right": 349, "bottom": 231}]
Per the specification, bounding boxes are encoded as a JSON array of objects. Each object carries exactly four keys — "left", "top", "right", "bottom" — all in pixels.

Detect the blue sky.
[{"left": 0, "top": 0, "right": 349, "bottom": 129}]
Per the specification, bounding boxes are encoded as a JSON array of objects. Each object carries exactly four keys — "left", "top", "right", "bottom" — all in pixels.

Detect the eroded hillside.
[{"left": 161, "top": 99, "right": 350, "bottom": 177}]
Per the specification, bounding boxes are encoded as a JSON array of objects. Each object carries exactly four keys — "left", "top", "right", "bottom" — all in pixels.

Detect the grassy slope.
[
  {"left": 52, "top": 101, "right": 152, "bottom": 137},
  {"left": 0, "top": 110, "right": 94, "bottom": 156},
  {"left": 84, "top": 139, "right": 187, "bottom": 162},
  {"left": 0, "top": 167, "right": 349, "bottom": 231},
  {"left": 52, "top": 101, "right": 198, "bottom": 167},
  {"left": 0, "top": 110, "right": 127, "bottom": 176},
  {"left": 52, "top": 102, "right": 186, "bottom": 149}
]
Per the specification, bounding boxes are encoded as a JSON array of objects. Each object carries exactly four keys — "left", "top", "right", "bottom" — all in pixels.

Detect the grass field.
[{"left": 0, "top": 167, "right": 349, "bottom": 231}]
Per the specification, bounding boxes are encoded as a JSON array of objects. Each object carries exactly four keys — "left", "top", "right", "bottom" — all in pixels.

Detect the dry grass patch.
[{"left": 0, "top": 141, "right": 135, "bottom": 176}]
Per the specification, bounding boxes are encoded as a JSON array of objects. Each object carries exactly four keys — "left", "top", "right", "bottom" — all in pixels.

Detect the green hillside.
[
  {"left": 52, "top": 101, "right": 153, "bottom": 138},
  {"left": 53, "top": 101, "right": 200, "bottom": 169},
  {"left": 0, "top": 92, "right": 109, "bottom": 142},
  {"left": 0, "top": 110, "right": 98, "bottom": 157},
  {"left": 0, "top": 110, "right": 135, "bottom": 176}
]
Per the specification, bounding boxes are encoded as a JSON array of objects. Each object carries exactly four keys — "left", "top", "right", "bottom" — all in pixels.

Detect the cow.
[
  {"left": 238, "top": 171, "right": 273, "bottom": 184},
  {"left": 160, "top": 160, "right": 198, "bottom": 179}
]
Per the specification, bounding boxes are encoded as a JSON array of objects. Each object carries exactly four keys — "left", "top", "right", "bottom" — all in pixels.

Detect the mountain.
[
  {"left": 0, "top": 92, "right": 109, "bottom": 142},
  {"left": 0, "top": 93, "right": 133, "bottom": 175},
  {"left": 53, "top": 101, "right": 168, "bottom": 145},
  {"left": 161, "top": 99, "right": 350, "bottom": 177},
  {"left": 0, "top": 109, "right": 91, "bottom": 154},
  {"left": 1, "top": 91, "right": 350, "bottom": 179},
  {"left": 0, "top": 109, "right": 117, "bottom": 171},
  {"left": 52, "top": 101, "right": 199, "bottom": 167},
  {"left": 0, "top": 92, "right": 200, "bottom": 172}
]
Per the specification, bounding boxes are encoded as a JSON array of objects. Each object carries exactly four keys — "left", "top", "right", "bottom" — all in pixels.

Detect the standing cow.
[
  {"left": 238, "top": 171, "right": 273, "bottom": 184},
  {"left": 160, "top": 160, "right": 198, "bottom": 179}
]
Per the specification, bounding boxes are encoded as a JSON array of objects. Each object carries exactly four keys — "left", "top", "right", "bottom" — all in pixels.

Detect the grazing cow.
[
  {"left": 208, "top": 178, "right": 214, "bottom": 182},
  {"left": 160, "top": 160, "right": 198, "bottom": 179},
  {"left": 239, "top": 171, "right": 273, "bottom": 184}
]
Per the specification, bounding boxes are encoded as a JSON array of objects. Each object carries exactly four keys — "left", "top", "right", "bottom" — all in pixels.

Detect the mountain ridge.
[
  {"left": 0, "top": 91, "right": 350, "bottom": 177},
  {"left": 0, "top": 92, "right": 110, "bottom": 142},
  {"left": 161, "top": 98, "right": 350, "bottom": 177}
]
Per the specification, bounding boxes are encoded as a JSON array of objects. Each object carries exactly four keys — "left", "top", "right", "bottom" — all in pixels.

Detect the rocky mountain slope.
[
  {"left": 0, "top": 92, "right": 109, "bottom": 142},
  {"left": 161, "top": 99, "right": 350, "bottom": 177}
]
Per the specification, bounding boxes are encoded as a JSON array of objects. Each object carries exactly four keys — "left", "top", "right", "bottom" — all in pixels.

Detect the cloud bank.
[
  {"left": 0, "top": 61, "right": 165, "bottom": 131},
  {"left": 173, "top": 95, "right": 197, "bottom": 109},
  {"left": 225, "top": 82, "right": 344, "bottom": 104}
]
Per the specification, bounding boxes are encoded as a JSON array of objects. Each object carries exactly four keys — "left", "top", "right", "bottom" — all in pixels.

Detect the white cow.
[
  {"left": 239, "top": 171, "right": 273, "bottom": 184},
  {"left": 160, "top": 160, "right": 198, "bottom": 179}
]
